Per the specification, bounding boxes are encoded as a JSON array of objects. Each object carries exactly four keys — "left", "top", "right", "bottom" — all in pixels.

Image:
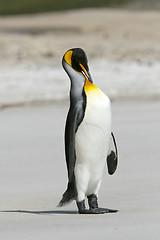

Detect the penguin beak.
[{"left": 79, "top": 63, "right": 93, "bottom": 83}]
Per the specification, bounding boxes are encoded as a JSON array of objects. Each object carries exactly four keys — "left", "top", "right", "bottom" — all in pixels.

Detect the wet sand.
[{"left": 0, "top": 100, "right": 160, "bottom": 239}]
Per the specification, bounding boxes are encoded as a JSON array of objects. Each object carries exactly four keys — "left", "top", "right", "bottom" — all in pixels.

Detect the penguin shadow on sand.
[{"left": 0, "top": 209, "right": 78, "bottom": 215}]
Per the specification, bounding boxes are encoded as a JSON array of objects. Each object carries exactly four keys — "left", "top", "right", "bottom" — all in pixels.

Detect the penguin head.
[{"left": 62, "top": 48, "right": 92, "bottom": 84}]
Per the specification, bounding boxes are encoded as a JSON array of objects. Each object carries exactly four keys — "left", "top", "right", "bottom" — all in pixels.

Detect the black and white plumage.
[{"left": 59, "top": 48, "right": 118, "bottom": 214}]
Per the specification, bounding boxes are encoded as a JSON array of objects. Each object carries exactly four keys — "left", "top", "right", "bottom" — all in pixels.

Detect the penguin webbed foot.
[
  {"left": 77, "top": 200, "right": 104, "bottom": 214},
  {"left": 87, "top": 194, "right": 118, "bottom": 214},
  {"left": 79, "top": 208, "right": 105, "bottom": 214},
  {"left": 76, "top": 196, "right": 118, "bottom": 214},
  {"left": 95, "top": 207, "right": 118, "bottom": 213},
  {"left": 78, "top": 206, "right": 118, "bottom": 214},
  {"left": 77, "top": 201, "right": 105, "bottom": 214}
]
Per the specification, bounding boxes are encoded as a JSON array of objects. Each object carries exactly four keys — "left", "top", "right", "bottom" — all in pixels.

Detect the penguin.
[{"left": 59, "top": 48, "right": 118, "bottom": 214}]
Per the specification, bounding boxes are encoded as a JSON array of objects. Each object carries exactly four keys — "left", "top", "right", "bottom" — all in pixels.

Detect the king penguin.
[{"left": 59, "top": 48, "right": 118, "bottom": 214}]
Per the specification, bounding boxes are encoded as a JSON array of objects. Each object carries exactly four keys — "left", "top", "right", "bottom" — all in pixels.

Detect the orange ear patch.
[{"left": 64, "top": 50, "right": 73, "bottom": 67}]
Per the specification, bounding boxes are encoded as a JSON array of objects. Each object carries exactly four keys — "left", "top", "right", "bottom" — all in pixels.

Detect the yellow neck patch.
[
  {"left": 84, "top": 79, "right": 98, "bottom": 92},
  {"left": 64, "top": 50, "right": 73, "bottom": 67}
]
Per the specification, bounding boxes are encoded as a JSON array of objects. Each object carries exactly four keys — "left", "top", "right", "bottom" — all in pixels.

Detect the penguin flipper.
[
  {"left": 64, "top": 104, "right": 82, "bottom": 181},
  {"left": 59, "top": 102, "right": 84, "bottom": 206},
  {"left": 107, "top": 132, "right": 118, "bottom": 175}
]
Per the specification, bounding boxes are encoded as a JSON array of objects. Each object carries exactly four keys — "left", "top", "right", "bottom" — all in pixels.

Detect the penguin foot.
[
  {"left": 79, "top": 208, "right": 106, "bottom": 214},
  {"left": 87, "top": 194, "right": 118, "bottom": 213},
  {"left": 76, "top": 199, "right": 117, "bottom": 214},
  {"left": 79, "top": 207, "right": 118, "bottom": 214},
  {"left": 95, "top": 208, "right": 118, "bottom": 213},
  {"left": 77, "top": 200, "right": 105, "bottom": 214}
]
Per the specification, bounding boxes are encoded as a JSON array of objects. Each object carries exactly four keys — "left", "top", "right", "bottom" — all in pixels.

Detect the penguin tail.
[{"left": 58, "top": 181, "right": 77, "bottom": 207}]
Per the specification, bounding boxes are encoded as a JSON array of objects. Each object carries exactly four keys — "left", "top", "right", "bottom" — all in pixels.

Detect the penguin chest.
[{"left": 75, "top": 88, "right": 112, "bottom": 172}]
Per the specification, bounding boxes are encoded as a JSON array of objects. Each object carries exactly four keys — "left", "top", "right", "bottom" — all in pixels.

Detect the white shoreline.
[{"left": 1, "top": 61, "right": 160, "bottom": 108}]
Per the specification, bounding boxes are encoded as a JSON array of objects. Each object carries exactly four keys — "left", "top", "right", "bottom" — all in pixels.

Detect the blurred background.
[
  {"left": 0, "top": 0, "right": 160, "bottom": 107},
  {"left": 1, "top": 0, "right": 160, "bottom": 15}
]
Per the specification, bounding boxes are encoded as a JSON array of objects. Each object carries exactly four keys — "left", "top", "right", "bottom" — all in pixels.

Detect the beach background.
[{"left": 0, "top": 0, "right": 160, "bottom": 239}]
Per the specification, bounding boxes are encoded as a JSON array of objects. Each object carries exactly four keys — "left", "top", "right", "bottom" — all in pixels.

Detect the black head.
[{"left": 63, "top": 48, "right": 92, "bottom": 82}]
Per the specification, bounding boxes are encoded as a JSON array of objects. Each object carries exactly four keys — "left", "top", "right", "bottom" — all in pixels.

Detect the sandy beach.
[
  {"left": 1, "top": 9, "right": 160, "bottom": 65},
  {"left": 0, "top": 100, "right": 160, "bottom": 239},
  {"left": 1, "top": 9, "right": 160, "bottom": 108},
  {"left": 1, "top": 9, "right": 160, "bottom": 107}
]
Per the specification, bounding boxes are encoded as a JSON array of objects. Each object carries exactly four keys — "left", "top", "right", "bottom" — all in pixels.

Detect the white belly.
[{"left": 75, "top": 88, "right": 112, "bottom": 201}]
